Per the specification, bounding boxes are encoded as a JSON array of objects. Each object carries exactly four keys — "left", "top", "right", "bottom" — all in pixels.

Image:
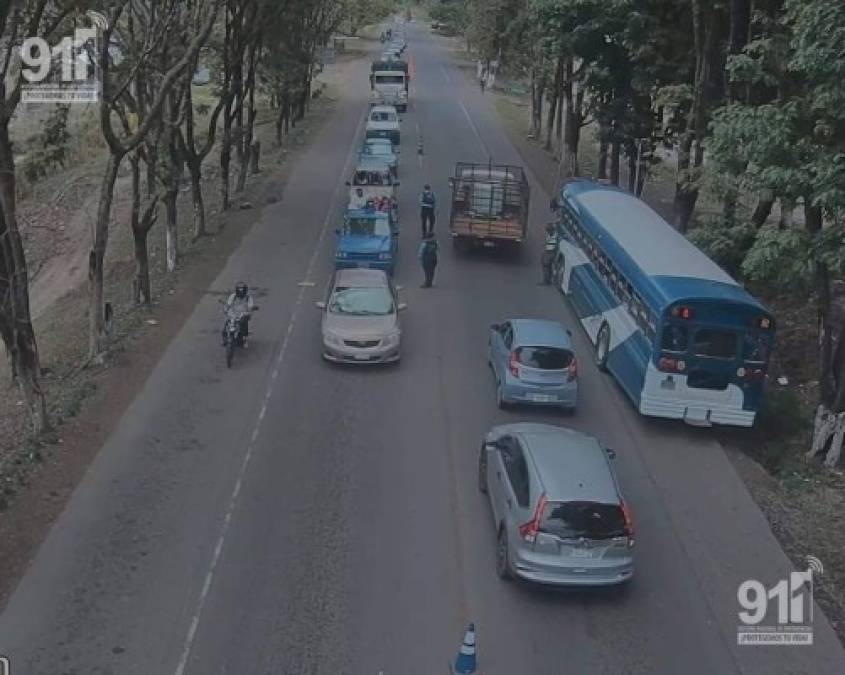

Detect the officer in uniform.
[{"left": 541, "top": 222, "right": 558, "bottom": 285}]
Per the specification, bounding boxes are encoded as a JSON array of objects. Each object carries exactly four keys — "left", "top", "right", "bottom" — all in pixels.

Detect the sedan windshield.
[
  {"left": 329, "top": 288, "right": 393, "bottom": 316},
  {"left": 363, "top": 144, "right": 392, "bottom": 157},
  {"left": 540, "top": 501, "right": 626, "bottom": 540}
]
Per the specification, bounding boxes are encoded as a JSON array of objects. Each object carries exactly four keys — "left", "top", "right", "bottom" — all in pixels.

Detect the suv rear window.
[
  {"left": 516, "top": 346, "right": 573, "bottom": 370},
  {"left": 540, "top": 501, "right": 626, "bottom": 539}
]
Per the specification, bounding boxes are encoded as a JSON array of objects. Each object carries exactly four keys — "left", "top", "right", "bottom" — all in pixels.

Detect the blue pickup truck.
[{"left": 335, "top": 208, "right": 399, "bottom": 274}]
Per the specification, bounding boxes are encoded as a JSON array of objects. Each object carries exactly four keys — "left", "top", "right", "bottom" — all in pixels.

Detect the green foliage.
[
  {"left": 757, "top": 388, "right": 812, "bottom": 444},
  {"left": 740, "top": 225, "right": 814, "bottom": 292},
  {"left": 687, "top": 216, "right": 756, "bottom": 277}
]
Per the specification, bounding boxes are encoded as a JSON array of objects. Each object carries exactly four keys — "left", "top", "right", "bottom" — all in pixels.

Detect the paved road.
[{"left": 2, "top": 24, "right": 844, "bottom": 675}]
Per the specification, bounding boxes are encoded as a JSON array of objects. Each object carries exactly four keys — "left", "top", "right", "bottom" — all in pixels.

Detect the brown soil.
[{"left": 0, "top": 52, "right": 360, "bottom": 607}]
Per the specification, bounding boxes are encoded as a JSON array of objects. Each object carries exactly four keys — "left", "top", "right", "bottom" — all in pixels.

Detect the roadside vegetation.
[
  {"left": 0, "top": 1, "right": 391, "bottom": 501},
  {"left": 428, "top": 0, "right": 845, "bottom": 471}
]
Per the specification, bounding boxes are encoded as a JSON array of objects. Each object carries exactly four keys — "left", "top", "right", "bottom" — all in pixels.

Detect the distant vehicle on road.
[
  {"left": 360, "top": 138, "right": 398, "bottom": 177},
  {"left": 365, "top": 105, "right": 401, "bottom": 144},
  {"left": 370, "top": 59, "right": 408, "bottom": 111},
  {"left": 448, "top": 162, "right": 530, "bottom": 251},
  {"left": 488, "top": 319, "right": 578, "bottom": 410},
  {"left": 550, "top": 179, "right": 775, "bottom": 427},
  {"left": 334, "top": 208, "right": 398, "bottom": 274},
  {"left": 347, "top": 156, "right": 400, "bottom": 216},
  {"left": 316, "top": 268, "right": 406, "bottom": 364},
  {"left": 478, "top": 423, "right": 634, "bottom": 586}
]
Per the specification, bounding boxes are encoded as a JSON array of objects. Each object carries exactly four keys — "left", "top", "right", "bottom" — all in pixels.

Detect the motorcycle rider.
[
  {"left": 541, "top": 222, "right": 558, "bottom": 285},
  {"left": 223, "top": 282, "right": 255, "bottom": 348}
]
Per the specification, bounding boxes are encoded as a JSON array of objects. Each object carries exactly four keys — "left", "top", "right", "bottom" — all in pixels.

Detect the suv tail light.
[
  {"left": 621, "top": 501, "right": 635, "bottom": 547},
  {"left": 518, "top": 493, "right": 547, "bottom": 544},
  {"left": 567, "top": 358, "right": 578, "bottom": 382},
  {"left": 508, "top": 351, "right": 520, "bottom": 378}
]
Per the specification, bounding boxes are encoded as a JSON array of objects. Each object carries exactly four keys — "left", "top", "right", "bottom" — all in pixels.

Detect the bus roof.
[{"left": 560, "top": 180, "right": 769, "bottom": 314}]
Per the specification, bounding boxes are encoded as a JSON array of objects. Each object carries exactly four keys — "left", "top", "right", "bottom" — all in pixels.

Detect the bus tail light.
[
  {"left": 738, "top": 367, "right": 765, "bottom": 382},
  {"left": 672, "top": 306, "right": 694, "bottom": 320},
  {"left": 567, "top": 358, "right": 578, "bottom": 381},
  {"left": 658, "top": 357, "right": 686, "bottom": 373}
]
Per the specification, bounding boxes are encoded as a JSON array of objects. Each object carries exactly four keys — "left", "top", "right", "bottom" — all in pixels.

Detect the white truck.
[
  {"left": 365, "top": 105, "right": 401, "bottom": 146},
  {"left": 369, "top": 59, "right": 409, "bottom": 112}
]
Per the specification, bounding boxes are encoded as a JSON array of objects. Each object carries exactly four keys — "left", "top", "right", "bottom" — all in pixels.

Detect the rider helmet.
[{"left": 235, "top": 282, "right": 248, "bottom": 299}]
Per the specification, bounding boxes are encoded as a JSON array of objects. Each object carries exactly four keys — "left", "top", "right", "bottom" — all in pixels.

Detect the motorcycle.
[{"left": 220, "top": 302, "right": 258, "bottom": 368}]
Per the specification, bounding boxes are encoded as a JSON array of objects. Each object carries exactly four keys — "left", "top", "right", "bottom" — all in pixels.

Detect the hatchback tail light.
[
  {"left": 508, "top": 351, "right": 520, "bottom": 378},
  {"left": 567, "top": 358, "right": 578, "bottom": 382},
  {"left": 621, "top": 501, "right": 635, "bottom": 547},
  {"left": 518, "top": 493, "right": 547, "bottom": 544}
]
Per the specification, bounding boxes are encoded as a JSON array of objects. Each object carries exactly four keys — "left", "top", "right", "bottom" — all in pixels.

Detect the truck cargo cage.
[{"left": 448, "top": 161, "right": 530, "bottom": 243}]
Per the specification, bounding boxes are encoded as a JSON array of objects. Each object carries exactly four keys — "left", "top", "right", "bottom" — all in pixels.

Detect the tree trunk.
[
  {"left": 164, "top": 189, "right": 178, "bottom": 273},
  {"left": 728, "top": 0, "right": 751, "bottom": 101},
  {"left": 89, "top": 153, "right": 122, "bottom": 359},
  {"left": 561, "top": 59, "right": 580, "bottom": 179},
  {"left": 187, "top": 158, "right": 206, "bottom": 239},
  {"left": 0, "top": 119, "right": 48, "bottom": 431},
  {"left": 544, "top": 86, "right": 558, "bottom": 150},
  {"left": 236, "top": 42, "right": 258, "bottom": 193},
  {"left": 132, "top": 223, "right": 152, "bottom": 305},
  {"left": 627, "top": 145, "right": 637, "bottom": 193},
  {"left": 751, "top": 192, "right": 774, "bottom": 227},
  {"left": 598, "top": 138, "right": 609, "bottom": 180},
  {"left": 673, "top": 0, "right": 719, "bottom": 232},
  {"left": 221, "top": 123, "right": 231, "bottom": 211},
  {"left": 609, "top": 141, "right": 621, "bottom": 185}
]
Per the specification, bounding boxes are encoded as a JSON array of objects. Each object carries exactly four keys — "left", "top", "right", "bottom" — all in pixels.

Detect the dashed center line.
[{"left": 173, "top": 102, "right": 368, "bottom": 675}]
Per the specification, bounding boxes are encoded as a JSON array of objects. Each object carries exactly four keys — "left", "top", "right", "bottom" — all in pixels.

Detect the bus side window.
[{"left": 662, "top": 325, "right": 688, "bottom": 352}]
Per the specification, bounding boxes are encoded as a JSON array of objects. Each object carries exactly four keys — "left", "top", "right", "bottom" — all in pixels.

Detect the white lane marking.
[
  {"left": 297, "top": 280, "right": 315, "bottom": 287},
  {"left": 459, "top": 101, "right": 488, "bottom": 156},
  {"left": 173, "top": 103, "right": 368, "bottom": 675},
  {"left": 440, "top": 64, "right": 451, "bottom": 84}
]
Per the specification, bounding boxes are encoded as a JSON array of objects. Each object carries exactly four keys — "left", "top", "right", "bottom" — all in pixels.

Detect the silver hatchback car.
[
  {"left": 317, "top": 268, "right": 406, "bottom": 363},
  {"left": 478, "top": 423, "right": 634, "bottom": 586}
]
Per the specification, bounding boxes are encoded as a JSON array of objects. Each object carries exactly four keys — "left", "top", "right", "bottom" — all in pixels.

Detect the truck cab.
[
  {"left": 366, "top": 105, "right": 401, "bottom": 143},
  {"left": 334, "top": 208, "right": 398, "bottom": 274},
  {"left": 370, "top": 60, "right": 409, "bottom": 112}
]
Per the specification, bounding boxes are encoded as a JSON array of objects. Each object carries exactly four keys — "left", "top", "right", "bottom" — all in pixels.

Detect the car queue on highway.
[{"left": 309, "top": 14, "right": 781, "bottom": 591}]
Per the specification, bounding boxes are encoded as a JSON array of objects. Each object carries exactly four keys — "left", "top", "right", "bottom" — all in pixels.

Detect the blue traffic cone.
[{"left": 453, "top": 622, "right": 477, "bottom": 674}]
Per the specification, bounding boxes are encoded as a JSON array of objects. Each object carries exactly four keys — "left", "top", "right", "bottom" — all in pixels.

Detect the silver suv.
[{"left": 478, "top": 423, "right": 634, "bottom": 586}]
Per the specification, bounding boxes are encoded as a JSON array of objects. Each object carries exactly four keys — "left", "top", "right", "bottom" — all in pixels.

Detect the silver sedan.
[{"left": 316, "top": 268, "right": 406, "bottom": 364}]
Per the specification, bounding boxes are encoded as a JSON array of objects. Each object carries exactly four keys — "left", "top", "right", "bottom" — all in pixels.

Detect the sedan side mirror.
[
  {"left": 345, "top": 180, "right": 351, "bottom": 186},
  {"left": 605, "top": 447, "right": 617, "bottom": 460},
  {"left": 397, "top": 302, "right": 408, "bottom": 311},
  {"left": 315, "top": 301, "right": 326, "bottom": 309},
  {"left": 549, "top": 197, "right": 559, "bottom": 211},
  {"left": 490, "top": 322, "right": 501, "bottom": 332}
]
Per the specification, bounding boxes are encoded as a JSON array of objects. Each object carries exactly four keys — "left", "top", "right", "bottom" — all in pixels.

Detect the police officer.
[
  {"left": 541, "top": 222, "right": 558, "bottom": 285},
  {"left": 420, "top": 184, "right": 436, "bottom": 236}
]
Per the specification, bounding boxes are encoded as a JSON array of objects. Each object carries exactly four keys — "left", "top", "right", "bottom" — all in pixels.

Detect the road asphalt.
[{"left": 1, "top": 22, "right": 844, "bottom": 675}]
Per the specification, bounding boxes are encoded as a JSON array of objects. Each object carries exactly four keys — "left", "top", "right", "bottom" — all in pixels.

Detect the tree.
[
  {"left": 0, "top": 0, "right": 82, "bottom": 433},
  {"left": 89, "top": 0, "right": 221, "bottom": 357}
]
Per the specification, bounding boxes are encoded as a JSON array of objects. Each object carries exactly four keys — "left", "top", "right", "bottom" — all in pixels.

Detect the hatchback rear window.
[
  {"left": 516, "top": 346, "right": 573, "bottom": 370},
  {"left": 540, "top": 501, "right": 626, "bottom": 540}
]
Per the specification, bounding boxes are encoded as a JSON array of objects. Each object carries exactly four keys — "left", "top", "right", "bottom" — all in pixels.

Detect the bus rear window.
[
  {"left": 661, "top": 325, "right": 688, "bottom": 352},
  {"left": 692, "top": 329, "right": 737, "bottom": 359},
  {"left": 516, "top": 346, "right": 573, "bottom": 370}
]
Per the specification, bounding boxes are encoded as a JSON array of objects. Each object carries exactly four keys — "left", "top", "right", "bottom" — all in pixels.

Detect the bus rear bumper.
[{"left": 639, "top": 397, "right": 756, "bottom": 428}]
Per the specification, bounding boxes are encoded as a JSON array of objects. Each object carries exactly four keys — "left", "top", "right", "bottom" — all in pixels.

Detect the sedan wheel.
[{"left": 496, "top": 527, "right": 512, "bottom": 580}]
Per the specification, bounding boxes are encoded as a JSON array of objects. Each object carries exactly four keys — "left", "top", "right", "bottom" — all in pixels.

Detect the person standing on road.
[
  {"left": 418, "top": 232, "right": 439, "bottom": 288},
  {"left": 479, "top": 71, "right": 487, "bottom": 94},
  {"left": 420, "top": 183, "right": 436, "bottom": 236},
  {"left": 541, "top": 222, "right": 558, "bottom": 285}
]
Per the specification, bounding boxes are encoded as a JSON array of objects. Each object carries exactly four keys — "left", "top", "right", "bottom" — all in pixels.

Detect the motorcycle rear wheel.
[{"left": 226, "top": 340, "right": 235, "bottom": 368}]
